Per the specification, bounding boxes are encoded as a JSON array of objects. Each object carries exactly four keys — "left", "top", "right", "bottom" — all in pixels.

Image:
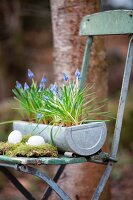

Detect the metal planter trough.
[{"left": 13, "top": 121, "right": 107, "bottom": 156}]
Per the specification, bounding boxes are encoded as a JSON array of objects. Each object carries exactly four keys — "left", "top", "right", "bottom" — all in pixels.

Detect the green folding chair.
[{"left": 0, "top": 10, "right": 133, "bottom": 200}]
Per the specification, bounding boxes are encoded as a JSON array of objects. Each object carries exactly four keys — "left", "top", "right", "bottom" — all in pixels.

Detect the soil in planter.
[{"left": 0, "top": 135, "right": 58, "bottom": 157}]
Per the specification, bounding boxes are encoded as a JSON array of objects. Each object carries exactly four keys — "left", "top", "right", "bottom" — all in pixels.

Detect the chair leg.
[
  {"left": 17, "top": 164, "right": 71, "bottom": 200},
  {"left": 91, "top": 162, "right": 114, "bottom": 200},
  {"left": 0, "top": 166, "right": 36, "bottom": 200},
  {"left": 41, "top": 165, "right": 66, "bottom": 200}
]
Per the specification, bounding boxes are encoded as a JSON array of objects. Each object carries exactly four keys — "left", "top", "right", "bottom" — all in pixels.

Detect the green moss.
[
  {"left": 0, "top": 140, "right": 58, "bottom": 157},
  {"left": 0, "top": 142, "right": 10, "bottom": 154},
  {"left": 0, "top": 143, "right": 20, "bottom": 159},
  {"left": 21, "top": 134, "right": 32, "bottom": 143},
  {"left": 6, "top": 143, "right": 58, "bottom": 157}
]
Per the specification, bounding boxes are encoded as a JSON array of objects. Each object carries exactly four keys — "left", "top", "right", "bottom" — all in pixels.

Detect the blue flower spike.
[
  {"left": 28, "top": 69, "right": 34, "bottom": 80},
  {"left": 50, "top": 83, "right": 58, "bottom": 94},
  {"left": 75, "top": 69, "right": 81, "bottom": 80},
  {"left": 38, "top": 75, "right": 47, "bottom": 92},
  {"left": 63, "top": 73, "right": 69, "bottom": 81},
  {"left": 24, "top": 82, "right": 30, "bottom": 91},
  {"left": 41, "top": 75, "right": 47, "bottom": 84},
  {"left": 43, "top": 95, "right": 49, "bottom": 101},
  {"left": 39, "top": 82, "right": 45, "bottom": 90},
  {"left": 16, "top": 81, "right": 22, "bottom": 89},
  {"left": 37, "top": 113, "right": 43, "bottom": 119}
]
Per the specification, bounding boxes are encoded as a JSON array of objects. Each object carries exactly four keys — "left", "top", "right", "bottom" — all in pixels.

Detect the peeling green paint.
[{"left": 80, "top": 10, "right": 133, "bottom": 36}]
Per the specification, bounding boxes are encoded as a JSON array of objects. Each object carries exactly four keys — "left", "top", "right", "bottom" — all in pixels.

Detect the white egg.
[
  {"left": 26, "top": 136, "right": 45, "bottom": 146},
  {"left": 8, "top": 130, "right": 22, "bottom": 144}
]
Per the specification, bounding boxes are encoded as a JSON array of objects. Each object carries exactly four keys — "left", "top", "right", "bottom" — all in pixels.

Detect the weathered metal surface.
[
  {"left": 41, "top": 165, "right": 66, "bottom": 200},
  {"left": 78, "top": 10, "right": 133, "bottom": 200},
  {"left": 17, "top": 165, "right": 71, "bottom": 200},
  {"left": 80, "top": 36, "right": 93, "bottom": 89},
  {"left": 80, "top": 10, "right": 133, "bottom": 36},
  {"left": 0, "top": 153, "right": 115, "bottom": 200},
  {"left": 13, "top": 121, "right": 107, "bottom": 156},
  {"left": 0, "top": 163, "right": 71, "bottom": 200},
  {"left": 66, "top": 122, "right": 107, "bottom": 156},
  {"left": 0, "top": 151, "right": 111, "bottom": 166},
  {"left": 0, "top": 155, "right": 89, "bottom": 165},
  {"left": 111, "top": 35, "right": 133, "bottom": 158},
  {"left": 91, "top": 162, "right": 114, "bottom": 200},
  {"left": 79, "top": 10, "right": 133, "bottom": 200},
  {"left": 0, "top": 166, "right": 36, "bottom": 200}
]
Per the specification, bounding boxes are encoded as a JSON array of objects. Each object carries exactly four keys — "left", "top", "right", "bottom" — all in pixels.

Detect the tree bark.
[{"left": 50, "top": 0, "right": 110, "bottom": 199}]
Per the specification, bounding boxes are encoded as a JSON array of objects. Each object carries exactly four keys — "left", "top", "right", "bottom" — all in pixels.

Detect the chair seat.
[
  {"left": 0, "top": 151, "right": 111, "bottom": 166},
  {"left": 0, "top": 155, "right": 90, "bottom": 165}
]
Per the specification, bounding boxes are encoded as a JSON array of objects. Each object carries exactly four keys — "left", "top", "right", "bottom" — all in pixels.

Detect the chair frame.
[
  {"left": 0, "top": 10, "right": 133, "bottom": 200},
  {"left": 80, "top": 10, "right": 133, "bottom": 199}
]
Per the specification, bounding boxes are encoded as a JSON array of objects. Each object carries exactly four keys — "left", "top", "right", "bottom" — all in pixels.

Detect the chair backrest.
[
  {"left": 80, "top": 10, "right": 133, "bottom": 36},
  {"left": 79, "top": 10, "right": 133, "bottom": 159}
]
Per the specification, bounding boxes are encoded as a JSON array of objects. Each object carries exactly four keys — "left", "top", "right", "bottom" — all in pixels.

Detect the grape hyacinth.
[
  {"left": 63, "top": 73, "right": 69, "bottom": 81},
  {"left": 16, "top": 81, "right": 22, "bottom": 89},
  {"left": 37, "top": 113, "right": 43, "bottom": 119},
  {"left": 28, "top": 69, "right": 34, "bottom": 80},
  {"left": 43, "top": 95, "right": 49, "bottom": 101},
  {"left": 41, "top": 75, "right": 47, "bottom": 84},
  {"left": 75, "top": 69, "right": 81, "bottom": 80},
  {"left": 24, "top": 82, "right": 30, "bottom": 90},
  {"left": 38, "top": 75, "right": 47, "bottom": 92},
  {"left": 39, "top": 82, "right": 45, "bottom": 91},
  {"left": 50, "top": 83, "right": 58, "bottom": 94},
  {"left": 13, "top": 68, "right": 109, "bottom": 126}
]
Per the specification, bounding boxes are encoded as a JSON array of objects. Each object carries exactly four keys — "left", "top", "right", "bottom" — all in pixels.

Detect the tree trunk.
[{"left": 50, "top": 0, "right": 110, "bottom": 199}]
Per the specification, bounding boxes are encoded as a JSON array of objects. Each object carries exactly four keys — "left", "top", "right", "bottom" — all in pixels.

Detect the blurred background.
[{"left": 0, "top": 0, "right": 133, "bottom": 199}]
